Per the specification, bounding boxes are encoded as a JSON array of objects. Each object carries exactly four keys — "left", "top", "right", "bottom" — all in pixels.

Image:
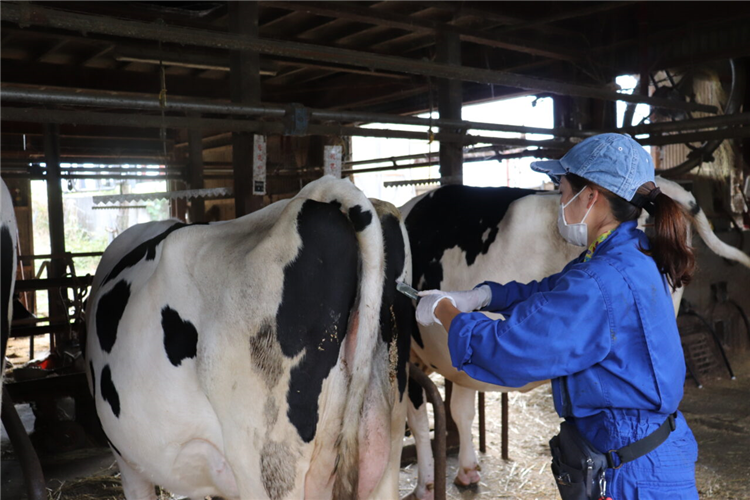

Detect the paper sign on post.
[
  {"left": 324, "top": 145, "right": 342, "bottom": 179},
  {"left": 253, "top": 135, "right": 267, "bottom": 195}
]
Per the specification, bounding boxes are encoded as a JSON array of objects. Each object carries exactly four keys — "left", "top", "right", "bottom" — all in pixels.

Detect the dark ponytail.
[
  {"left": 632, "top": 182, "right": 695, "bottom": 290},
  {"left": 567, "top": 174, "right": 695, "bottom": 290}
]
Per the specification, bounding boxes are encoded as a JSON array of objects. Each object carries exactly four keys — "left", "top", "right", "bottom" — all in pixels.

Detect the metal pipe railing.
[
  {"left": 0, "top": 85, "right": 591, "bottom": 138},
  {"left": 3, "top": 87, "right": 742, "bottom": 146},
  {"left": 0, "top": 106, "right": 571, "bottom": 149}
]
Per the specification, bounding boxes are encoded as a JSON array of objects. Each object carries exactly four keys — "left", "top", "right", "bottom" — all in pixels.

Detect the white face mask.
[{"left": 558, "top": 186, "right": 595, "bottom": 247}]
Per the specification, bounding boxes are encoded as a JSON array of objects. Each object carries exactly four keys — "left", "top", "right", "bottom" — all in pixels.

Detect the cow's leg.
[
  {"left": 115, "top": 454, "right": 156, "bottom": 500},
  {"left": 404, "top": 386, "right": 434, "bottom": 500},
  {"left": 451, "top": 384, "right": 481, "bottom": 486}
]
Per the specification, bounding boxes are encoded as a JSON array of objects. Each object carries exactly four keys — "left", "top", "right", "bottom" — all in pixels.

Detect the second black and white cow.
[
  {"left": 401, "top": 177, "right": 750, "bottom": 499},
  {"left": 1, "top": 180, "right": 18, "bottom": 388},
  {"left": 85, "top": 176, "right": 412, "bottom": 500}
]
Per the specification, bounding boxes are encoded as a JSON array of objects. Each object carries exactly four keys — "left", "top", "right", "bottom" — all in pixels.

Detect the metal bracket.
[{"left": 283, "top": 103, "right": 310, "bottom": 136}]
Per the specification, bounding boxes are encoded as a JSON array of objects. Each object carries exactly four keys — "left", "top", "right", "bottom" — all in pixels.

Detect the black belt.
[{"left": 606, "top": 412, "right": 677, "bottom": 469}]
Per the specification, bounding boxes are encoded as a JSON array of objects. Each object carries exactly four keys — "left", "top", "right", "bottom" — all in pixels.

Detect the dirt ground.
[
  {"left": 2, "top": 347, "right": 749, "bottom": 499},
  {"left": 5, "top": 335, "right": 52, "bottom": 366}
]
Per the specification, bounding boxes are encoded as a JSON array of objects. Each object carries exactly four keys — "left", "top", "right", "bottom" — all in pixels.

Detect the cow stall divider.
[{"left": 407, "top": 362, "right": 447, "bottom": 500}]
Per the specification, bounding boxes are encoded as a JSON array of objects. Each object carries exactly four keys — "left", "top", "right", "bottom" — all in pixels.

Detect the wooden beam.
[
  {"left": 79, "top": 44, "right": 115, "bottom": 66},
  {"left": 437, "top": 32, "right": 462, "bottom": 185},
  {"left": 0, "top": 4, "right": 720, "bottom": 113},
  {"left": 431, "top": 3, "right": 578, "bottom": 38},
  {"left": 486, "top": 2, "right": 634, "bottom": 36},
  {"left": 1, "top": 60, "right": 228, "bottom": 99},
  {"left": 34, "top": 38, "right": 69, "bottom": 62},
  {"left": 1, "top": 32, "right": 15, "bottom": 45},
  {"left": 230, "top": 1, "right": 263, "bottom": 217},
  {"left": 42, "top": 123, "right": 66, "bottom": 325}
]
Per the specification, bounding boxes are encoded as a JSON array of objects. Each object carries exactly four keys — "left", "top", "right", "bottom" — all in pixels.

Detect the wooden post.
[
  {"left": 230, "top": 1, "right": 263, "bottom": 217},
  {"left": 43, "top": 123, "right": 66, "bottom": 336},
  {"left": 436, "top": 31, "right": 463, "bottom": 185},
  {"left": 187, "top": 121, "right": 205, "bottom": 223}
]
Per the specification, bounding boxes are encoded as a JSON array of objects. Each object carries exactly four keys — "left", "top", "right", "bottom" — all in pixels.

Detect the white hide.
[{"left": 86, "top": 176, "right": 402, "bottom": 500}]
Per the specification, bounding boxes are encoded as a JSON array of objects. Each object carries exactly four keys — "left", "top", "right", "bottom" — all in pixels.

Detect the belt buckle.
[{"left": 607, "top": 450, "right": 623, "bottom": 469}]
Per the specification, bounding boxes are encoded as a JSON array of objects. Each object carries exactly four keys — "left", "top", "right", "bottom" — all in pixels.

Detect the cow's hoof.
[
  {"left": 453, "top": 466, "right": 481, "bottom": 486},
  {"left": 401, "top": 484, "right": 434, "bottom": 500}
]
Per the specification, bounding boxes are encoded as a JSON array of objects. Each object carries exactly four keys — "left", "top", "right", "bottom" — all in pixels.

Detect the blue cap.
[{"left": 530, "top": 133, "right": 655, "bottom": 201}]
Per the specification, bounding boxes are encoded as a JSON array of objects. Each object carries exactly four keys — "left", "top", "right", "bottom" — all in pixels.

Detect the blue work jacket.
[{"left": 448, "top": 220, "right": 698, "bottom": 498}]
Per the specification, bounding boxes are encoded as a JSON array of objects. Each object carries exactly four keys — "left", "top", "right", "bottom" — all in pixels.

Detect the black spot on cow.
[
  {"left": 96, "top": 280, "right": 130, "bottom": 353},
  {"left": 103, "top": 222, "right": 204, "bottom": 286},
  {"left": 348, "top": 204, "right": 372, "bottom": 232},
  {"left": 100, "top": 365, "right": 121, "bottom": 418},
  {"left": 249, "top": 321, "right": 284, "bottom": 389},
  {"left": 1, "top": 226, "right": 13, "bottom": 362},
  {"left": 408, "top": 376, "right": 424, "bottom": 410},
  {"left": 405, "top": 185, "right": 536, "bottom": 291},
  {"left": 276, "top": 200, "right": 358, "bottom": 443},
  {"left": 378, "top": 213, "right": 413, "bottom": 401},
  {"left": 264, "top": 396, "right": 279, "bottom": 429},
  {"left": 411, "top": 316, "right": 425, "bottom": 349},
  {"left": 161, "top": 306, "right": 198, "bottom": 367},
  {"left": 260, "top": 440, "right": 296, "bottom": 500},
  {"left": 89, "top": 361, "right": 96, "bottom": 398},
  {"left": 329, "top": 200, "right": 342, "bottom": 210},
  {"left": 689, "top": 201, "right": 701, "bottom": 216}
]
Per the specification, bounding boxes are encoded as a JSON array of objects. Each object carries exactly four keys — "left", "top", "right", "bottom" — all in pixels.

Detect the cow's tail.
[
  {"left": 298, "top": 177, "right": 385, "bottom": 498},
  {"left": 656, "top": 176, "right": 750, "bottom": 269}
]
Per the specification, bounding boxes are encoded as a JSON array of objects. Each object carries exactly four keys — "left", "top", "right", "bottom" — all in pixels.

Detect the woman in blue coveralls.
[{"left": 415, "top": 133, "right": 699, "bottom": 500}]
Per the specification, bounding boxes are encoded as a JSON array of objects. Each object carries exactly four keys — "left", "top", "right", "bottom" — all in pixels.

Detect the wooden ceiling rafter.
[
  {"left": 34, "top": 38, "right": 70, "bottom": 63},
  {"left": 79, "top": 44, "right": 115, "bottom": 66},
  {"left": 335, "top": 4, "right": 439, "bottom": 52},
  {"left": 266, "top": 1, "right": 584, "bottom": 62}
]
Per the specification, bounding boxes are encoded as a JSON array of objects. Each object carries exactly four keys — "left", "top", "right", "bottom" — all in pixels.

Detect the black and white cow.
[
  {"left": 1, "top": 180, "right": 18, "bottom": 388},
  {"left": 85, "top": 176, "right": 412, "bottom": 500},
  {"left": 401, "top": 176, "right": 750, "bottom": 499}
]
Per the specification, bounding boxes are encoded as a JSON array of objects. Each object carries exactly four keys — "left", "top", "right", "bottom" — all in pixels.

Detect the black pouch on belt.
[
  {"left": 549, "top": 421, "right": 607, "bottom": 500},
  {"left": 549, "top": 412, "right": 678, "bottom": 500}
]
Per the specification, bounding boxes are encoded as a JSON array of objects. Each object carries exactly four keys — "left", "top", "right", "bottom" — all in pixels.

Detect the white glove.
[
  {"left": 415, "top": 291, "right": 457, "bottom": 326},
  {"left": 420, "top": 286, "right": 492, "bottom": 313}
]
